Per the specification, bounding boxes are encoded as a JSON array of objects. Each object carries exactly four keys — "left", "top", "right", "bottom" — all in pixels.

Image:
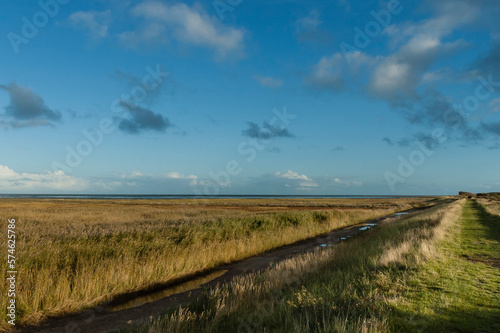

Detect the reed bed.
[
  {"left": 126, "top": 198, "right": 467, "bottom": 332},
  {"left": 0, "top": 197, "right": 429, "bottom": 329}
]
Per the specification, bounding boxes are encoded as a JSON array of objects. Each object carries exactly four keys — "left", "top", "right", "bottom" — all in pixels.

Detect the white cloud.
[
  {"left": 333, "top": 177, "right": 362, "bottom": 187},
  {"left": 122, "top": 170, "right": 144, "bottom": 178},
  {"left": 275, "top": 170, "right": 318, "bottom": 190},
  {"left": 119, "top": 22, "right": 168, "bottom": 47},
  {"left": 118, "top": 170, "right": 200, "bottom": 187},
  {"left": 122, "top": 1, "right": 244, "bottom": 59},
  {"left": 306, "top": 53, "right": 344, "bottom": 90},
  {"left": 0, "top": 165, "right": 89, "bottom": 192},
  {"left": 165, "top": 172, "right": 196, "bottom": 179},
  {"left": 384, "top": 0, "right": 479, "bottom": 47},
  {"left": 421, "top": 68, "right": 450, "bottom": 84},
  {"left": 254, "top": 75, "right": 283, "bottom": 88},
  {"left": 275, "top": 170, "right": 311, "bottom": 181},
  {"left": 307, "top": 0, "right": 476, "bottom": 104},
  {"left": 296, "top": 10, "right": 322, "bottom": 31},
  {"left": 165, "top": 172, "right": 198, "bottom": 186},
  {"left": 367, "top": 35, "right": 468, "bottom": 104},
  {"left": 369, "top": 58, "right": 415, "bottom": 102},
  {"left": 306, "top": 51, "right": 374, "bottom": 90},
  {"left": 69, "top": 10, "right": 112, "bottom": 38},
  {"left": 367, "top": 0, "right": 478, "bottom": 101}
]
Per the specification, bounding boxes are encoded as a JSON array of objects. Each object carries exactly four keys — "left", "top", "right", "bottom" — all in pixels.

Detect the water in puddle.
[
  {"left": 359, "top": 223, "right": 377, "bottom": 231},
  {"left": 108, "top": 270, "right": 227, "bottom": 312},
  {"left": 394, "top": 212, "right": 409, "bottom": 216}
]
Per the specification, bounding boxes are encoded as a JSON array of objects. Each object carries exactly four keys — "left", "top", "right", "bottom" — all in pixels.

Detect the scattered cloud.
[
  {"left": 242, "top": 121, "right": 294, "bottom": 139},
  {"left": 306, "top": 51, "right": 374, "bottom": 91},
  {"left": 119, "top": 22, "right": 168, "bottom": 47},
  {"left": 276, "top": 170, "right": 311, "bottom": 181},
  {"left": 474, "top": 41, "right": 500, "bottom": 78},
  {"left": 0, "top": 83, "right": 61, "bottom": 128},
  {"left": 306, "top": 53, "right": 344, "bottom": 91},
  {"left": 117, "top": 170, "right": 201, "bottom": 189},
  {"left": 368, "top": 0, "right": 479, "bottom": 105},
  {"left": 331, "top": 177, "right": 362, "bottom": 187},
  {"left": 0, "top": 167, "right": 206, "bottom": 194},
  {"left": 247, "top": 172, "right": 365, "bottom": 194},
  {"left": 421, "top": 67, "right": 453, "bottom": 84},
  {"left": 295, "top": 10, "right": 333, "bottom": 45},
  {"left": 482, "top": 121, "right": 500, "bottom": 136},
  {"left": 306, "top": 0, "right": 494, "bottom": 148},
  {"left": 275, "top": 170, "right": 318, "bottom": 190},
  {"left": 383, "top": 0, "right": 479, "bottom": 47},
  {"left": 254, "top": 75, "right": 283, "bottom": 88},
  {"left": 296, "top": 10, "right": 322, "bottom": 31},
  {"left": 0, "top": 165, "right": 88, "bottom": 192},
  {"left": 331, "top": 146, "right": 345, "bottom": 151},
  {"left": 121, "top": 1, "right": 245, "bottom": 60},
  {"left": 165, "top": 172, "right": 198, "bottom": 186},
  {"left": 382, "top": 137, "right": 394, "bottom": 146},
  {"left": 368, "top": 37, "right": 468, "bottom": 105},
  {"left": 117, "top": 101, "right": 170, "bottom": 134},
  {"left": 69, "top": 10, "right": 112, "bottom": 38},
  {"left": 165, "top": 171, "right": 196, "bottom": 180}
]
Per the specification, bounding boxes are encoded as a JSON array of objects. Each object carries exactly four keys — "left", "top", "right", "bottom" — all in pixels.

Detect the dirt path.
[{"left": 18, "top": 207, "right": 428, "bottom": 333}]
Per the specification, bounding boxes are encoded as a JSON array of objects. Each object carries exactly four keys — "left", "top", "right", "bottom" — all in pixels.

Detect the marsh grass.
[
  {"left": 124, "top": 199, "right": 481, "bottom": 332},
  {"left": 478, "top": 196, "right": 500, "bottom": 216},
  {"left": 0, "top": 197, "right": 428, "bottom": 329}
]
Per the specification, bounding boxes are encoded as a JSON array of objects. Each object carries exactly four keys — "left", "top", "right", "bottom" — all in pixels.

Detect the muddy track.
[{"left": 18, "top": 206, "right": 432, "bottom": 333}]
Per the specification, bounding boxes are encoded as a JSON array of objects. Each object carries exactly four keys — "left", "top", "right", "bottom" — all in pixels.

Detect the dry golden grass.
[
  {"left": 127, "top": 200, "right": 464, "bottom": 333},
  {"left": 132, "top": 200, "right": 464, "bottom": 333},
  {"left": 124, "top": 198, "right": 461, "bottom": 333},
  {"left": 377, "top": 199, "right": 464, "bottom": 266},
  {"left": 0, "top": 197, "right": 430, "bottom": 330},
  {"left": 477, "top": 198, "right": 500, "bottom": 216}
]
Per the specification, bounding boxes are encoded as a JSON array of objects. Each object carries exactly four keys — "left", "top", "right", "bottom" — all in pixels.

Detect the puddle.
[
  {"left": 340, "top": 237, "right": 347, "bottom": 240},
  {"left": 319, "top": 243, "right": 333, "bottom": 247},
  {"left": 394, "top": 212, "right": 409, "bottom": 216},
  {"left": 359, "top": 223, "right": 377, "bottom": 231},
  {"left": 108, "top": 270, "right": 227, "bottom": 312}
]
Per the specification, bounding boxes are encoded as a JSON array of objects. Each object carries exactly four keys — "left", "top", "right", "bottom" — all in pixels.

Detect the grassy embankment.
[
  {"left": 0, "top": 197, "right": 428, "bottom": 330},
  {"left": 126, "top": 197, "right": 499, "bottom": 332}
]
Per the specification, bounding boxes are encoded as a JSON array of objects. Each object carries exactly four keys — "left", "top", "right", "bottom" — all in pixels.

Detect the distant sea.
[{"left": 0, "top": 194, "right": 429, "bottom": 200}]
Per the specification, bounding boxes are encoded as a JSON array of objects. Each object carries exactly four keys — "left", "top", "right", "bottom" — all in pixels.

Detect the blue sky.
[{"left": 1, "top": 0, "right": 499, "bottom": 195}]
